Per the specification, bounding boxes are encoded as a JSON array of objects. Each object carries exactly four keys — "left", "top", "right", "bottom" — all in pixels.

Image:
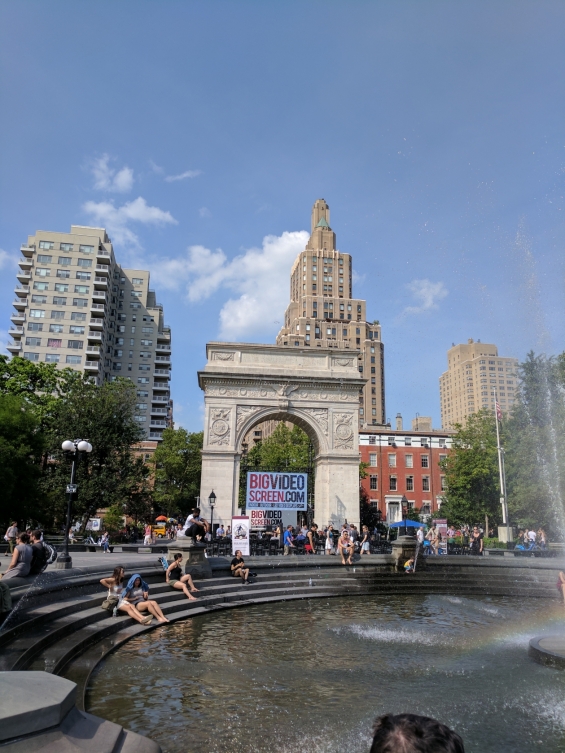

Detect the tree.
[
  {"left": 439, "top": 410, "right": 502, "bottom": 527},
  {"left": 152, "top": 428, "right": 203, "bottom": 517},
  {"left": 505, "top": 352, "right": 565, "bottom": 536},
  {"left": 245, "top": 423, "right": 312, "bottom": 470},
  {"left": 39, "top": 378, "right": 146, "bottom": 530},
  {"left": 0, "top": 394, "right": 44, "bottom": 528}
]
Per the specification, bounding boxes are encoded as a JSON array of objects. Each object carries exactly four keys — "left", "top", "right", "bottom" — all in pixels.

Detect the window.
[
  {"left": 74, "top": 285, "right": 89, "bottom": 294},
  {"left": 58, "top": 256, "right": 72, "bottom": 266},
  {"left": 51, "top": 310, "right": 65, "bottom": 319},
  {"left": 138, "top": 377, "right": 150, "bottom": 384},
  {"left": 113, "top": 362, "right": 122, "bottom": 370},
  {"left": 54, "top": 283, "right": 68, "bottom": 293},
  {"left": 76, "top": 271, "right": 91, "bottom": 280},
  {"left": 140, "top": 339, "right": 152, "bottom": 346},
  {"left": 441, "top": 476, "right": 447, "bottom": 491},
  {"left": 45, "top": 354, "right": 60, "bottom": 363},
  {"left": 421, "top": 503, "right": 431, "bottom": 515},
  {"left": 47, "top": 338, "right": 62, "bottom": 348},
  {"left": 368, "top": 436, "right": 377, "bottom": 445},
  {"left": 49, "top": 324, "right": 64, "bottom": 333},
  {"left": 421, "top": 455, "right": 429, "bottom": 468},
  {"left": 388, "top": 454, "right": 396, "bottom": 467},
  {"left": 71, "top": 312, "right": 86, "bottom": 321},
  {"left": 405, "top": 454, "right": 413, "bottom": 468},
  {"left": 73, "top": 298, "right": 88, "bottom": 307},
  {"left": 68, "top": 340, "right": 83, "bottom": 349},
  {"left": 370, "top": 475, "right": 378, "bottom": 490},
  {"left": 79, "top": 245, "right": 94, "bottom": 254},
  {"left": 57, "top": 269, "right": 70, "bottom": 278},
  {"left": 136, "top": 403, "right": 148, "bottom": 410},
  {"left": 66, "top": 355, "right": 81, "bottom": 364},
  {"left": 36, "top": 268, "right": 50, "bottom": 277},
  {"left": 69, "top": 325, "right": 84, "bottom": 334},
  {"left": 389, "top": 476, "right": 397, "bottom": 491},
  {"left": 420, "top": 439, "right": 429, "bottom": 447},
  {"left": 137, "top": 390, "right": 149, "bottom": 398},
  {"left": 139, "top": 364, "right": 151, "bottom": 371},
  {"left": 24, "top": 352, "right": 39, "bottom": 361},
  {"left": 114, "top": 349, "right": 123, "bottom": 357},
  {"left": 27, "top": 322, "right": 43, "bottom": 332},
  {"left": 132, "top": 277, "right": 144, "bottom": 285},
  {"left": 422, "top": 477, "right": 430, "bottom": 491},
  {"left": 53, "top": 296, "right": 67, "bottom": 305},
  {"left": 39, "top": 241, "right": 54, "bottom": 250},
  {"left": 130, "top": 303, "right": 141, "bottom": 309},
  {"left": 404, "top": 437, "right": 412, "bottom": 446},
  {"left": 31, "top": 295, "right": 47, "bottom": 304},
  {"left": 77, "top": 258, "right": 92, "bottom": 267},
  {"left": 369, "top": 453, "right": 377, "bottom": 467},
  {"left": 131, "top": 291, "right": 142, "bottom": 298},
  {"left": 406, "top": 476, "right": 414, "bottom": 491},
  {"left": 25, "top": 337, "right": 41, "bottom": 346},
  {"left": 30, "top": 309, "right": 45, "bottom": 318},
  {"left": 60, "top": 243, "right": 73, "bottom": 252},
  {"left": 37, "top": 254, "right": 52, "bottom": 263},
  {"left": 142, "top": 327, "right": 153, "bottom": 334}
]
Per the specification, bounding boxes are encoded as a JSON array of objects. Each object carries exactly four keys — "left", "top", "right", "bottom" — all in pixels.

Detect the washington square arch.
[{"left": 197, "top": 342, "right": 366, "bottom": 528}]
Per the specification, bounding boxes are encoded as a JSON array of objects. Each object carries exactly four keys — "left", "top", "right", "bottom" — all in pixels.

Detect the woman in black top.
[
  {"left": 165, "top": 553, "right": 199, "bottom": 600},
  {"left": 231, "top": 550, "right": 250, "bottom": 584}
]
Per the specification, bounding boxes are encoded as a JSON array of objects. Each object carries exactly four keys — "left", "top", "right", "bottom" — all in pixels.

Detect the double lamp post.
[{"left": 55, "top": 439, "right": 93, "bottom": 570}]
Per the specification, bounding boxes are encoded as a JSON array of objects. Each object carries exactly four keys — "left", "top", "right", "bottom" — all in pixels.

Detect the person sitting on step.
[
  {"left": 121, "top": 573, "right": 170, "bottom": 623},
  {"left": 165, "top": 553, "right": 198, "bottom": 601},
  {"left": 100, "top": 567, "right": 153, "bottom": 624}
]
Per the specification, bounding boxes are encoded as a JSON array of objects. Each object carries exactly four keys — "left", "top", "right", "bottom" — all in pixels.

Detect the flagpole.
[{"left": 493, "top": 387, "right": 510, "bottom": 544}]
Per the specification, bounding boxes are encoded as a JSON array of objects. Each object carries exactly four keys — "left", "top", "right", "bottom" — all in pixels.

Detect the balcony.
[
  {"left": 90, "top": 303, "right": 105, "bottom": 313},
  {"left": 7, "top": 342, "right": 22, "bottom": 353},
  {"left": 156, "top": 343, "right": 171, "bottom": 353},
  {"left": 86, "top": 346, "right": 101, "bottom": 357},
  {"left": 153, "top": 369, "right": 171, "bottom": 377},
  {"left": 155, "top": 355, "right": 171, "bottom": 364},
  {"left": 152, "top": 382, "right": 169, "bottom": 392},
  {"left": 94, "top": 276, "right": 108, "bottom": 289},
  {"left": 20, "top": 245, "right": 35, "bottom": 257},
  {"left": 96, "top": 248, "right": 111, "bottom": 260},
  {"left": 150, "top": 406, "right": 168, "bottom": 415},
  {"left": 14, "top": 284, "right": 30, "bottom": 297},
  {"left": 89, "top": 317, "right": 104, "bottom": 329},
  {"left": 152, "top": 395, "right": 169, "bottom": 402},
  {"left": 85, "top": 361, "right": 100, "bottom": 371},
  {"left": 150, "top": 419, "right": 167, "bottom": 427},
  {"left": 157, "top": 331, "right": 171, "bottom": 342},
  {"left": 16, "top": 270, "right": 32, "bottom": 283},
  {"left": 9, "top": 325, "right": 24, "bottom": 337},
  {"left": 10, "top": 312, "right": 25, "bottom": 324},
  {"left": 149, "top": 432, "right": 164, "bottom": 440},
  {"left": 87, "top": 330, "right": 102, "bottom": 340},
  {"left": 13, "top": 298, "right": 28, "bottom": 311},
  {"left": 95, "top": 264, "right": 110, "bottom": 276},
  {"left": 18, "top": 257, "right": 33, "bottom": 270},
  {"left": 92, "top": 290, "right": 107, "bottom": 302}
]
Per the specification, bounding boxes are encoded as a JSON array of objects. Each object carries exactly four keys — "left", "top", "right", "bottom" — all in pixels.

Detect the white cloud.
[
  {"left": 165, "top": 169, "right": 202, "bottom": 182},
  {"left": 91, "top": 154, "right": 134, "bottom": 193},
  {"left": 0, "top": 249, "right": 18, "bottom": 270},
  {"left": 199, "top": 207, "right": 212, "bottom": 218},
  {"left": 82, "top": 197, "right": 178, "bottom": 247},
  {"left": 149, "top": 160, "right": 164, "bottom": 174},
  {"left": 148, "top": 230, "right": 309, "bottom": 340},
  {"left": 0, "top": 329, "right": 10, "bottom": 355},
  {"left": 401, "top": 278, "right": 448, "bottom": 317}
]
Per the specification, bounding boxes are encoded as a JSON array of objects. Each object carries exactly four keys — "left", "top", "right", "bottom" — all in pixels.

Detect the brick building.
[{"left": 359, "top": 416, "right": 454, "bottom": 524}]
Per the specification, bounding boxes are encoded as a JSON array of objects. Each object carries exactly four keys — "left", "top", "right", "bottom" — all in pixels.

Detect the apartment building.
[
  {"left": 359, "top": 415, "right": 454, "bottom": 523},
  {"left": 276, "top": 199, "right": 385, "bottom": 426},
  {"left": 7, "top": 225, "right": 172, "bottom": 441},
  {"left": 439, "top": 339, "right": 518, "bottom": 429}
]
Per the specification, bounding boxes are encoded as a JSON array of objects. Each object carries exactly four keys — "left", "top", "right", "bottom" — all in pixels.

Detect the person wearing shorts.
[
  {"left": 165, "top": 553, "right": 199, "bottom": 601},
  {"left": 360, "top": 525, "right": 371, "bottom": 555},
  {"left": 231, "top": 550, "right": 250, "bottom": 584}
]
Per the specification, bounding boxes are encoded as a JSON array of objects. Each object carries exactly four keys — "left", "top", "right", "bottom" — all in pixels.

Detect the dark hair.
[
  {"left": 19, "top": 532, "right": 30, "bottom": 544},
  {"left": 193, "top": 508, "right": 201, "bottom": 514},
  {"left": 370, "top": 714, "right": 465, "bottom": 753},
  {"left": 174, "top": 553, "right": 183, "bottom": 561},
  {"left": 31, "top": 529, "right": 42, "bottom": 540},
  {"left": 112, "top": 566, "right": 125, "bottom": 584}
]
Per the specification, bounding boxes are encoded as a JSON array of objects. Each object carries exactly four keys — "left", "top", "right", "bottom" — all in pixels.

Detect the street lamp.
[
  {"left": 208, "top": 490, "right": 216, "bottom": 539},
  {"left": 56, "top": 439, "right": 93, "bottom": 569},
  {"left": 401, "top": 495, "right": 409, "bottom": 534}
]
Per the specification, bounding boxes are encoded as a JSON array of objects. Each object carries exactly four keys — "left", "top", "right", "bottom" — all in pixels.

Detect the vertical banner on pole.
[{"left": 232, "top": 516, "right": 250, "bottom": 556}]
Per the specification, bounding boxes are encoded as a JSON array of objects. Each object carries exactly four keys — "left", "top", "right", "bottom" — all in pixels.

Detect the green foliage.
[
  {"left": 505, "top": 352, "right": 565, "bottom": 536},
  {"left": 152, "top": 428, "right": 204, "bottom": 517},
  {"left": 0, "top": 394, "right": 44, "bottom": 525},
  {"left": 39, "top": 378, "right": 146, "bottom": 529},
  {"left": 439, "top": 410, "right": 502, "bottom": 527},
  {"left": 245, "top": 423, "right": 311, "bottom": 470},
  {"left": 103, "top": 504, "right": 125, "bottom": 535}
]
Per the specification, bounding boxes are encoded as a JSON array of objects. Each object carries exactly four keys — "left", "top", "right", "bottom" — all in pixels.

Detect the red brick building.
[{"left": 359, "top": 420, "right": 454, "bottom": 523}]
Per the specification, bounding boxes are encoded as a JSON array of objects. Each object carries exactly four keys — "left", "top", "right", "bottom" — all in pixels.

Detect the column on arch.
[
  {"left": 314, "top": 453, "right": 360, "bottom": 529},
  {"left": 199, "top": 449, "right": 241, "bottom": 527}
]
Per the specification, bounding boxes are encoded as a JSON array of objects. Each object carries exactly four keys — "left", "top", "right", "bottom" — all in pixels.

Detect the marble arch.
[{"left": 198, "top": 342, "right": 365, "bottom": 528}]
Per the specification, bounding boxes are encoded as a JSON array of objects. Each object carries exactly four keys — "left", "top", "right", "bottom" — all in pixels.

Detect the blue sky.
[{"left": 1, "top": 1, "right": 564, "bottom": 431}]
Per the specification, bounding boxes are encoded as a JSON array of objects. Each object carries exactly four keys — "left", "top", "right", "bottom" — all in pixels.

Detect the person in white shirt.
[
  {"left": 182, "top": 508, "right": 209, "bottom": 540},
  {"left": 527, "top": 529, "right": 537, "bottom": 545},
  {"left": 416, "top": 526, "right": 425, "bottom": 545}
]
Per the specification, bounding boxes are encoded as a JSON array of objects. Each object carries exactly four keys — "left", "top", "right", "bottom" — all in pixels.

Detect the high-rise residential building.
[
  {"left": 8, "top": 225, "right": 172, "bottom": 442},
  {"left": 439, "top": 339, "right": 518, "bottom": 429},
  {"left": 276, "top": 199, "right": 385, "bottom": 426}
]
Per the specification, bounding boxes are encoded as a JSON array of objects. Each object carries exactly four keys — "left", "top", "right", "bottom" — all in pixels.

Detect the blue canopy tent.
[{"left": 389, "top": 520, "right": 426, "bottom": 529}]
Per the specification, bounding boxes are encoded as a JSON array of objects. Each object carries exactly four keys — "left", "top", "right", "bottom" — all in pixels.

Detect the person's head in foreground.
[{"left": 370, "top": 713, "right": 465, "bottom": 753}]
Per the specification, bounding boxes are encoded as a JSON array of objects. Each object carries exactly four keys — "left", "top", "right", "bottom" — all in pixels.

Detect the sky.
[{"left": 1, "top": 1, "right": 564, "bottom": 431}]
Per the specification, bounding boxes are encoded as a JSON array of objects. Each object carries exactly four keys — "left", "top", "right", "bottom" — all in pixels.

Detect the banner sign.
[
  {"left": 250, "top": 509, "right": 298, "bottom": 530},
  {"left": 232, "top": 516, "right": 250, "bottom": 556},
  {"left": 246, "top": 472, "right": 308, "bottom": 510}
]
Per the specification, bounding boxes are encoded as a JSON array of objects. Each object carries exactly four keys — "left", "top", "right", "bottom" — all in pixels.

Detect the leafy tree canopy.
[{"left": 152, "top": 428, "right": 203, "bottom": 517}]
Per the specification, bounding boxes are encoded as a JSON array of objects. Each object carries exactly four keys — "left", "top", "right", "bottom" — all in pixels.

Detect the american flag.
[{"left": 495, "top": 401, "right": 503, "bottom": 422}]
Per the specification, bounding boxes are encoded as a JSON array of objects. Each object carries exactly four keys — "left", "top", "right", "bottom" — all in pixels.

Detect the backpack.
[
  {"left": 158, "top": 556, "right": 169, "bottom": 571},
  {"left": 43, "top": 542, "right": 57, "bottom": 568}
]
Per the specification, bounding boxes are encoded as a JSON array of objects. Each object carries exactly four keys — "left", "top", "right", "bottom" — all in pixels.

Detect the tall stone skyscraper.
[{"left": 276, "top": 199, "right": 385, "bottom": 426}]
